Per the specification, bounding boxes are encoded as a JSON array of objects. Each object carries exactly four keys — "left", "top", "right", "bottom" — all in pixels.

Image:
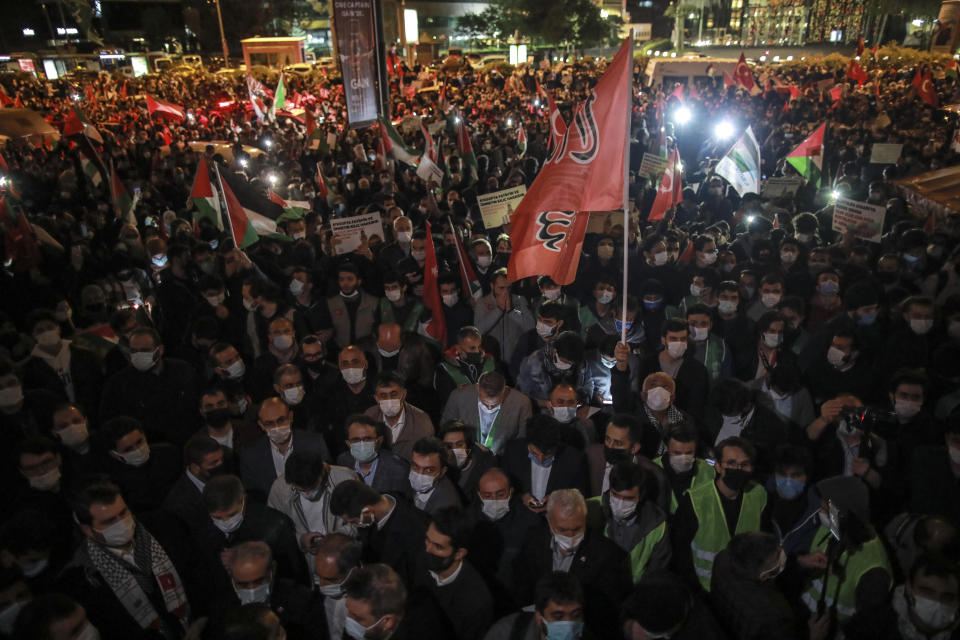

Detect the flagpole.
[
  {"left": 621, "top": 31, "right": 634, "bottom": 345},
  {"left": 211, "top": 160, "right": 239, "bottom": 249}
]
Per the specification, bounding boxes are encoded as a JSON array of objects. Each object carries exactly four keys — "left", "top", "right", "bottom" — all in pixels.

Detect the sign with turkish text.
[
  {"left": 330, "top": 212, "right": 384, "bottom": 254},
  {"left": 832, "top": 197, "right": 886, "bottom": 243},
  {"left": 761, "top": 176, "right": 802, "bottom": 199},
  {"left": 869, "top": 143, "right": 902, "bottom": 164},
  {"left": 478, "top": 185, "right": 527, "bottom": 229},
  {"left": 638, "top": 152, "right": 668, "bottom": 178}
]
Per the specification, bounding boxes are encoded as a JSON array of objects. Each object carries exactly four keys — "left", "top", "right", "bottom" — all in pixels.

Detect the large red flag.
[
  {"left": 918, "top": 71, "right": 939, "bottom": 107},
  {"left": 647, "top": 148, "right": 682, "bottom": 221},
  {"left": 846, "top": 59, "right": 868, "bottom": 87},
  {"left": 145, "top": 95, "right": 185, "bottom": 122},
  {"left": 422, "top": 222, "right": 447, "bottom": 346},
  {"left": 723, "top": 71, "right": 736, "bottom": 88},
  {"left": 508, "top": 37, "right": 632, "bottom": 284},
  {"left": 734, "top": 53, "right": 760, "bottom": 94},
  {"left": 546, "top": 93, "right": 567, "bottom": 151}
]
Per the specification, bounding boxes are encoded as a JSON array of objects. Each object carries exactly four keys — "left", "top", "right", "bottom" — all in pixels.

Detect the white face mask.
[
  {"left": 691, "top": 326, "right": 709, "bottom": 342},
  {"left": 646, "top": 387, "right": 671, "bottom": 411},
  {"left": 0, "top": 385, "right": 24, "bottom": 408},
  {"left": 537, "top": 321, "right": 557, "bottom": 338},
  {"left": 763, "top": 332, "right": 782, "bottom": 348},
  {"left": 28, "top": 467, "right": 61, "bottom": 491},
  {"left": 341, "top": 367, "right": 365, "bottom": 385},
  {"left": 318, "top": 568, "right": 354, "bottom": 599},
  {"left": 115, "top": 443, "right": 150, "bottom": 467},
  {"left": 552, "top": 406, "right": 576, "bottom": 423},
  {"left": 597, "top": 291, "right": 615, "bottom": 304},
  {"left": 272, "top": 334, "right": 294, "bottom": 351},
  {"left": 652, "top": 251, "right": 668, "bottom": 266},
  {"left": 385, "top": 288, "right": 402, "bottom": 302},
  {"left": 130, "top": 350, "right": 157, "bottom": 371},
  {"left": 666, "top": 341, "right": 687, "bottom": 358},
  {"left": 379, "top": 398, "right": 403, "bottom": 417},
  {"left": 96, "top": 515, "right": 136, "bottom": 547},
  {"left": 57, "top": 421, "right": 89, "bottom": 447},
  {"left": 289, "top": 279, "right": 305, "bottom": 295},
  {"left": 234, "top": 581, "right": 270, "bottom": 604},
  {"left": 266, "top": 426, "right": 292, "bottom": 444},
  {"left": 409, "top": 470, "right": 436, "bottom": 493},
  {"left": 225, "top": 359, "right": 246, "bottom": 379},
  {"left": 282, "top": 386, "right": 305, "bottom": 406},
  {"left": 761, "top": 292, "right": 782, "bottom": 308},
  {"left": 442, "top": 292, "right": 459, "bottom": 306},
  {"left": 215, "top": 508, "right": 245, "bottom": 534},
  {"left": 396, "top": 231, "right": 412, "bottom": 244},
  {"left": 481, "top": 497, "right": 510, "bottom": 521},
  {"left": 669, "top": 453, "right": 696, "bottom": 473},
  {"left": 345, "top": 615, "right": 384, "bottom": 640},
  {"left": 701, "top": 251, "right": 718, "bottom": 265},
  {"left": 826, "top": 346, "right": 848, "bottom": 368},
  {"left": 350, "top": 440, "right": 378, "bottom": 463},
  {"left": 911, "top": 593, "right": 959, "bottom": 630},
  {"left": 689, "top": 284, "right": 702, "bottom": 298},
  {"left": 609, "top": 495, "right": 637, "bottom": 521},
  {"left": 206, "top": 294, "right": 226, "bottom": 307},
  {"left": 910, "top": 318, "right": 934, "bottom": 335},
  {"left": 780, "top": 251, "right": 797, "bottom": 264},
  {"left": 476, "top": 255, "right": 492, "bottom": 268},
  {"left": 451, "top": 447, "right": 469, "bottom": 468},
  {"left": 895, "top": 399, "right": 922, "bottom": 420},
  {"left": 553, "top": 356, "right": 572, "bottom": 371},
  {"left": 242, "top": 297, "right": 258, "bottom": 311},
  {"left": 718, "top": 300, "right": 737, "bottom": 315},
  {"left": 542, "top": 288, "right": 561, "bottom": 300},
  {"left": 378, "top": 345, "right": 401, "bottom": 358},
  {"left": 552, "top": 529, "right": 584, "bottom": 552}
]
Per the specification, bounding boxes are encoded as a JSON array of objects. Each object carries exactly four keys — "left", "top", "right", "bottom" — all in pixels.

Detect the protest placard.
[
  {"left": 832, "top": 197, "right": 886, "bottom": 243},
  {"left": 416, "top": 155, "right": 444, "bottom": 186},
  {"left": 761, "top": 176, "right": 802, "bottom": 199},
  {"left": 638, "top": 152, "right": 668, "bottom": 178},
  {"left": 330, "top": 212, "right": 385, "bottom": 254},
  {"left": 477, "top": 185, "right": 527, "bottom": 229},
  {"left": 869, "top": 143, "right": 902, "bottom": 165}
]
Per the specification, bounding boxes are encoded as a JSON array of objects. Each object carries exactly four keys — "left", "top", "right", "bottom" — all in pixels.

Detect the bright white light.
[
  {"left": 533, "top": 99, "right": 540, "bottom": 107},
  {"left": 912, "top": 19, "right": 924, "bottom": 27},
  {"left": 759, "top": 55, "right": 767, "bottom": 62},
  {"left": 268, "top": 174, "right": 278, "bottom": 185},
  {"left": 22, "top": 28, "right": 35, "bottom": 37},
  {"left": 787, "top": 56, "right": 794, "bottom": 61},
  {"left": 454, "top": 116, "right": 461, "bottom": 124},
  {"left": 670, "top": 52, "right": 677, "bottom": 58},
  {"left": 714, "top": 120, "right": 735, "bottom": 140},
  {"left": 747, "top": 215, "right": 756, "bottom": 224},
  {"left": 239, "top": 158, "right": 248, "bottom": 167},
  {"left": 506, "top": 118, "right": 512, "bottom": 126},
  {"left": 70, "top": 94, "right": 80, "bottom": 102},
  {"left": 831, "top": 190, "right": 840, "bottom": 200},
  {"left": 773, "top": 55, "right": 780, "bottom": 62},
  {"left": 404, "top": 9, "right": 418, "bottom": 43},
  {"left": 264, "top": 139, "right": 273, "bottom": 148},
  {"left": 673, "top": 106, "right": 692, "bottom": 125}
]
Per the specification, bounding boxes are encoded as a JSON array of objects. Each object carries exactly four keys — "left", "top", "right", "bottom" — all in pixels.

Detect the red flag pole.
[{"left": 621, "top": 31, "right": 634, "bottom": 345}]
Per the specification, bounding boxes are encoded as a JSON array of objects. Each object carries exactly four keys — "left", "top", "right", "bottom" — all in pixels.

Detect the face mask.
[
  {"left": 233, "top": 396, "right": 249, "bottom": 416},
  {"left": 597, "top": 245, "right": 615, "bottom": 260},
  {"left": 442, "top": 292, "right": 459, "bottom": 307},
  {"left": 895, "top": 399, "right": 922, "bottom": 420},
  {"left": 721, "top": 468, "right": 751, "bottom": 492},
  {"left": 796, "top": 233, "right": 813, "bottom": 244},
  {"left": 28, "top": 467, "right": 61, "bottom": 491},
  {"left": 553, "top": 355, "right": 573, "bottom": 372},
  {"left": 36, "top": 330, "right": 60, "bottom": 348},
  {"left": 57, "top": 421, "right": 89, "bottom": 447},
  {"left": 701, "top": 251, "right": 718, "bottom": 265},
  {"left": 780, "top": 251, "right": 797, "bottom": 264},
  {"left": 690, "top": 326, "right": 709, "bottom": 342},
  {"left": 116, "top": 444, "right": 150, "bottom": 467},
  {"left": 552, "top": 406, "right": 576, "bottom": 423},
  {"left": 819, "top": 281, "right": 840, "bottom": 296},
  {"left": 340, "top": 289, "right": 359, "bottom": 299},
  {"left": 544, "top": 620, "right": 584, "bottom": 640},
  {"left": 130, "top": 351, "right": 157, "bottom": 372},
  {"left": 215, "top": 507, "right": 245, "bottom": 534},
  {"left": 858, "top": 312, "right": 877, "bottom": 326},
  {"left": 477, "top": 255, "right": 492, "bottom": 268},
  {"left": 827, "top": 346, "right": 848, "bottom": 368},
  {"left": 282, "top": 386, "right": 305, "bottom": 406},
  {"left": 479, "top": 494, "right": 511, "bottom": 520},
  {"left": 378, "top": 345, "right": 401, "bottom": 358},
  {"left": 235, "top": 581, "right": 270, "bottom": 605},
  {"left": 761, "top": 293, "right": 781, "bottom": 308},
  {"left": 646, "top": 386, "right": 671, "bottom": 411},
  {"left": 537, "top": 321, "right": 557, "bottom": 338},
  {"left": 272, "top": 335, "right": 294, "bottom": 350},
  {"left": 447, "top": 447, "right": 468, "bottom": 468},
  {"left": 266, "top": 426, "right": 291, "bottom": 444},
  {"left": 910, "top": 318, "right": 934, "bottom": 335},
  {"left": 342, "top": 367, "right": 365, "bottom": 385},
  {"left": 615, "top": 320, "right": 633, "bottom": 333},
  {"left": 597, "top": 291, "right": 615, "bottom": 304},
  {"left": 911, "top": 593, "right": 958, "bottom": 630},
  {"left": 385, "top": 289, "right": 402, "bottom": 302},
  {"left": 345, "top": 615, "right": 384, "bottom": 640},
  {"left": 718, "top": 300, "right": 737, "bottom": 315},
  {"left": 601, "top": 356, "right": 617, "bottom": 368},
  {"left": 776, "top": 476, "right": 805, "bottom": 500},
  {"left": 542, "top": 288, "right": 561, "bottom": 300},
  {"left": 903, "top": 253, "right": 921, "bottom": 264},
  {"left": 242, "top": 297, "right": 258, "bottom": 311},
  {"left": 350, "top": 440, "right": 378, "bottom": 463},
  {"left": 0, "top": 601, "right": 25, "bottom": 635},
  {"left": 379, "top": 398, "right": 402, "bottom": 417},
  {"left": 409, "top": 470, "right": 436, "bottom": 493},
  {"left": 666, "top": 341, "right": 687, "bottom": 358},
  {"left": 19, "top": 556, "right": 49, "bottom": 578},
  {"left": 552, "top": 530, "right": 584, "bottom": 552},
  {"left": 689, "top": 284, "right": 702, "bottom": 298},
  {"left": 644, "top": 299, "right": 663, "bottom": 311},
  {"left": 224, "top": 359, "right": 246, "bottom": 379},
  {"left": 529, "top": 452, "right": 555, "bottom": 468},
  {"left": 97, "top": 515, "right": 135, "bottom": 547},
  {"left": 763, "top": 332, "right": 782, "bottom": 348},
  {"left": 396, "top": 231, "right": 412, "bottom": 244},
  {"left": 669, "top": 453, "right": 695, "bottom": 473},
  {"left": 721, "top": 262, "right": 735, "bottom": 273},
  {"left": 412, "top": 250, "right": 426, "bottom": 262},
  {"left": 289, "top": 279, "right": 305, "bottom": 295},
  {"left": 610, "top": 496, "right": 637, "bottom": 521},
  {"left": 206, "top": 294, "right": 226, "bottom": 307}
]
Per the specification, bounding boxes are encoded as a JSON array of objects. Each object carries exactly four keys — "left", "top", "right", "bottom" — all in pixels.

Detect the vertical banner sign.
[{"left": 333, "top": 0, "right": 380, "bottom": 129}]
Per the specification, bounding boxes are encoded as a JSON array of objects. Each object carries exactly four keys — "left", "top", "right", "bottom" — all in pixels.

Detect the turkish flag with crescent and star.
[
  {"left": 734, "top": 53, "right": 760, "bottom": 94},
  {"left": 507, "top": 36, "right": 633, "bottom": 285},
  {"left": 918, "top": 70, "right": 939, "bottom": 107},
  {"left": 648, "top": 148, "right": 683, "bottom": 221}
]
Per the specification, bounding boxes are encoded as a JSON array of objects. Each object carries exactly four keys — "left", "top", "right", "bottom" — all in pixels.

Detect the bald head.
[
  {"left": 477, "top": 467, "right": 512, "bottom": 501},
  {"left": 339, "top": 345, "right": 367, "bottom": 370},
  {"left": 377, "top": 323, "right": 403, "bottom": 353}
]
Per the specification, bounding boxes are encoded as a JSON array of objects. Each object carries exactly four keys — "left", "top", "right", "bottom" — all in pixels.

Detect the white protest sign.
[
  {"left": 326, "top": 132, "right": 338, "bottom": 148},
  {"left": 416, "top": 155, "right": 444, "bottom": 186},
  {"left": 832, "top": 197, "right": 886, "bottom": 243},
  {"left": 330, "top": 212, "right": 385, "bottom": 255},
  {"left": 869, "top": 143, "right": 902, "bottom": 164},
  {"left": 477, "top": 185, "right": 527, "bottom": 229},
  {"left": 427, "top": 120, "right": 445, "bottom": 135},
  {"left": 638, "top": 152, "right": 668, "bottom": 178},
  {"left": 761, "top": 176, "right": 802, "bottom": 199}
]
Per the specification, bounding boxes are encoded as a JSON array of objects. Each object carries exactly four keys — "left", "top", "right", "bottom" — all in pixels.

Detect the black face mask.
[
  {"left": 722, "top": 468, "right": 752, "bottom": 492},
  {"left": 302, "top": 359, "right": 326, "bottom": 373},
  {"left": 204, "top": 408, "right": 232, "bottom": 429},
  {"left": 424, "top": 552, "right": 455, "bottom": 574},
  {"left": 604, "top": 446, "right": 631, "bottom": 465},
  {"left": 464, "top": 352, "right": 483, "bottom": 366}
]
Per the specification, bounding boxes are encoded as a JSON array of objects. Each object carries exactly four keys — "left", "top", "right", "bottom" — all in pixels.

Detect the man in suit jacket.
[
  {"left": 326, "top": 263, "right": 379, "bottom": 349},
  {"left": 162, "top": 434, "right": 226, "bottom": 534},
  {"left": 239, "top": 397, "right": 330, "bottom": 502},
  {"left": 409, "top": 436, "right": 462, "bottom": 515},
  {"left": 335, "top": 413, "right": 410, "bottom": 497},
  {"left": 585, "top": 414, "right": 671, "bottom": 511},
  {"left": 501, "top": 416, "right": 588, "bottom": 516},
  {"left": 330, "top": 480, "right": 429, "bottom": 586},
  {"left": 440, "top": 371, "right": 533, "bottom": 456},
  {"left": 364, "top": 372, "right": 434, "bottom": 461},
  {"left": 513, "top": 489, "right": 631, "bottom": 639}
]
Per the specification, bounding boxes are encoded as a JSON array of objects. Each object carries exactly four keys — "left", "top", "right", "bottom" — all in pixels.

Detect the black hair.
[
  {"left": 429, "top": 506, "right": 472, "bottom": 551},
  {"left": 534, "top": 571, "right": 584, "bottom": 613},
  {"left": 183, "top": 435, "right": 221, "bottom": 467},
  {"left": 283, "top": 450, "right": 327, "bottom": 488},
  {"left": 329, "top": 480, "right": 382, "bottom": 518},
  {"left": 202, "top": 474, "right": 244, "bottom": 513}
]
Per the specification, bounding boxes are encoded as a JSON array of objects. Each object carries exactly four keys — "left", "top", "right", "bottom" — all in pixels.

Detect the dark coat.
[
  {"left": 22, "top": 343, "right": 103, "bottom": 415},
  {"left": 238, "top": 430, "right": 330, "bottom": 502},
  {"left": 709, "top": 548, "right": 799, "bottom": 640},
  {"left": 501, "top": 439, "right": 588, "bottom": 498},
  {"left": 361, "top": 496, "right": 429, "bottom": 587},
  {"left": 336, "top": 448, "right": 411, "bottom": 498}
]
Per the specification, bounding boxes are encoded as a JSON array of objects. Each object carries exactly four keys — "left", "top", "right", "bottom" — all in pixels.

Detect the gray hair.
[{"left": 546, "top": 489, "right": 587, "bottom": 522}]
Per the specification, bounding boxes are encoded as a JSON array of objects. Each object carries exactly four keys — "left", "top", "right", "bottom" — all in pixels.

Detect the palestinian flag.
[
  {"left": 79, "top": 151, "right": 104, "bottom": 189},
  {"left": 63, "top": 106, "right": 103, "bottom": 144},
  {"left": 271, "top": 72, "right": 286, "bottom": 121},
  {"left": 454, "top": 114, "right": 478, "bottom": 186},
  {"left": 269, "top": 190, "right": 308, "bottom": 219},
  {"left": 190, "top": 159, "right": 222, "bottom": 230},
  {"left": 215, "top": 164, "right": 260, "bottom": 249},
  {"left": 377, "top": 116, "right": 420, "bottom": 165},
  {"left": 305, "top": 110, "right": 326, "bottom": 151},
  {"left": 109, "top": 162, "right": 135, "bottom": 226},
  {"left": 421, "top": 119, "right": 438, "bottom": 164},
  {"left": 785, "top": 122, "right": 826, "bottom": 188},
  {"left": 218, "top": 169, "right": 282, "bottom": 239},
  {"left": 517, "top": 123, "right": 527, "bottom": 157},
  {"left": 449, "top": 219, "right": 482, "bottom": 299},
  {"left": 145, "top": 95, "right": 185, "bottom": 122}
]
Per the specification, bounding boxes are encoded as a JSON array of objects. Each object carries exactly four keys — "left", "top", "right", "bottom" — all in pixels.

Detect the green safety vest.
[
  {"left": 701, "top": 335, "right": 727, "bottom": 382},
  {"left": 586, "top": 496, "right": 668, "bottom": 583},
  {"left": 441, "top": 357, "right": 495, "bottom": 387},
  {"left": 689, "top": 481, "right": 767, "bottom": 591},
  {"left": 653, "top": 456, "right": 716, "bottom": 514},
  {"left": 801, "top": 527, "right": 892, "bottom": 622}
]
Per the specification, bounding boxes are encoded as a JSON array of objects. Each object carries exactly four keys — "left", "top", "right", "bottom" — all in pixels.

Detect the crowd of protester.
[{"left": 0, "top": 45, "right": 959, "bottom": 640}]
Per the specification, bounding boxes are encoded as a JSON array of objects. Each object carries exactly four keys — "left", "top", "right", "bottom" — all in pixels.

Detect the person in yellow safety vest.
[
  {"left": 799, "top": 475, "right": 893, "bottom": 638},
  {"left": 585, "top": 461, "right": 671, "bottom": 583},
  {"left": 671, "top": 436, "right": 770, "bottom": 592},
  {"left": 653, "top": 422, "right": 715, "bottom": 514}
]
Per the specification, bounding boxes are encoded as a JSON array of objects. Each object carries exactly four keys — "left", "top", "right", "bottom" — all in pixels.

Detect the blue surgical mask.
[
  {"left": 858, "top": 312, "right": 877, "bottom": 326},
  {"left": 545, "top": 620, "right": 584, "bottom": 640},
  {"left": 643, "top": 299, "right": 662, "bottom": 311},
  {"left": 528, "top": 452, "right": 554, "bottom": 468},
  {"left": 615, "top": 320, "right": 633, "bottom": 333},
  {"left": 775, "top": 476, "right": 805, "bottom": 500},
  {"left": 600, "top": 356, "right": 617, "bottom": 368}
]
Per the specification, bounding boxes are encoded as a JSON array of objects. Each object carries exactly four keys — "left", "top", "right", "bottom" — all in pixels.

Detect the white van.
[{"left": 644, "top": 56, "right": 738, "bottom": 87}]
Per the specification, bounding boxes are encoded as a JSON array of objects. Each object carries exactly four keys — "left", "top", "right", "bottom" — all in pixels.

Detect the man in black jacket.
[
  {"left": 100, "top": 416, "right": 181, "bottom": 515},
  {"left": 512, "top": 488, "right": 630, "bottom": 639},
  {"left": 161, "top": 434, "right": 226, "bottom": 534}
]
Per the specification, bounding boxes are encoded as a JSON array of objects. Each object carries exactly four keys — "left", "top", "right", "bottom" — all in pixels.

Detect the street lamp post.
[{"left": 214, "top": 0, "right": 230, "bottom": 65}]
